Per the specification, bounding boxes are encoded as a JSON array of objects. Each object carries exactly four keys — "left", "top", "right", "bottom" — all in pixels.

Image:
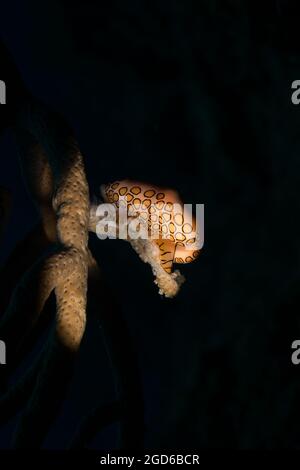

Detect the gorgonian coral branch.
[
  {"left": 15, "top": 100, "right": 91, "bottom": 351},
  {"left": 0, "top": 99, "right": 96, "bottom": 447}
]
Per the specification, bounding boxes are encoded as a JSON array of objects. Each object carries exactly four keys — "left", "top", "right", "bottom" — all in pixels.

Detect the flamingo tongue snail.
[{"left": 90, "top": 180, "right": 201, "bottom": 298}]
